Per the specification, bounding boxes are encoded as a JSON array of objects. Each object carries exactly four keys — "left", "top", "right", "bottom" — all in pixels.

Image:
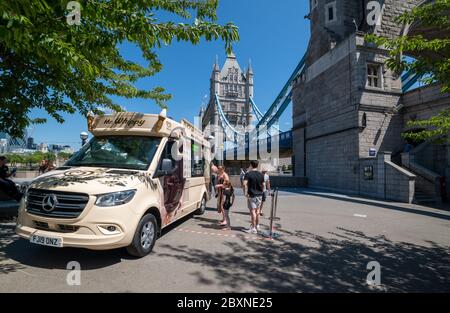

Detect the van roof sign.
[{"left": 90, "top": 112, "right": 180, "bottom": 137}]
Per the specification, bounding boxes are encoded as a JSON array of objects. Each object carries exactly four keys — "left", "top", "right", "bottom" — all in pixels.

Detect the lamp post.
[{"left": 80, "top": 132, "right": 89, "bottom": 147}]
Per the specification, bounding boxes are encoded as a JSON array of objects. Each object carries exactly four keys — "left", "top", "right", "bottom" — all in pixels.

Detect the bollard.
[{"left": 264, "top": 188, "right": 280, "bottom": 239}]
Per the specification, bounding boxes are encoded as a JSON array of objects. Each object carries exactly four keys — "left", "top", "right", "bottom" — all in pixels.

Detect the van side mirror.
[
  {"left": 154, "top": 158, "right": 173, "bottom": 178},
  {"left": 161, "top": 158, "right": 173, "bottom": 172}
]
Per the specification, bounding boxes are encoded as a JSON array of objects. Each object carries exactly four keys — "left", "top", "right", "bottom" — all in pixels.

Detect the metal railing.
[{"left": 267, "top": 187, "right": 280, "bottom": 239}]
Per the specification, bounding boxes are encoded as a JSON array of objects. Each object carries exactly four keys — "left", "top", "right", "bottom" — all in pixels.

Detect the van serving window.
[{"left": 191, "top": 140, "right": 204, "bottom": 177}]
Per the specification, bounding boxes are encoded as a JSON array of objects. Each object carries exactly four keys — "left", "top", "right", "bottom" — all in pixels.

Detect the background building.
[{"left": 292, "top": 0, "right": 449, "bottom": 204}]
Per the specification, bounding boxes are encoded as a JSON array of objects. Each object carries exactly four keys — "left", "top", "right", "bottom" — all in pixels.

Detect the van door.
[{"left": 161, "top": 140, "right": 185, "bottom": 213}]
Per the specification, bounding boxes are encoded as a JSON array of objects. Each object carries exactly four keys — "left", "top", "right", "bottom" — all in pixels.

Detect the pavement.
[{"left": 1, "top": 188, "right": 450, "bottom": 292}]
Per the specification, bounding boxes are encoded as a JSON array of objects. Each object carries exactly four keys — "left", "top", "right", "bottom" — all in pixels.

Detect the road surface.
[{"left": 1, "top": 188, "right": 449, "bottom": 292}]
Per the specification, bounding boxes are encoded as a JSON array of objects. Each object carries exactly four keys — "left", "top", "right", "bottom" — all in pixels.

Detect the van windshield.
[{"left": 66, "top": 136, "right": 161, "bottom": 170}]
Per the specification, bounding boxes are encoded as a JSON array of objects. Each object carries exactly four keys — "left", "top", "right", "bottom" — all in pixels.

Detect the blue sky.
[{"left": 29, "top": 0, "right": 310, "bottom": 148}]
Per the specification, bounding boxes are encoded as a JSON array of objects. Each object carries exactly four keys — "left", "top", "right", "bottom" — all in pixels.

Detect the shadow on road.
[
  {"left": 0, "top": 210, "right": 198, "bottom": 273},
  {"left": 157, "top": 227, "right": 450, "bottom": 292},
  {"left": 1, "top": 222, "right": 127, "bottom": 272}
]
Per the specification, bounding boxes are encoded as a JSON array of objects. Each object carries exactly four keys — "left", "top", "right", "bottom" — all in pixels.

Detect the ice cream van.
[{"left": 16, "top": 110, "right": 211, "bottom": 257}]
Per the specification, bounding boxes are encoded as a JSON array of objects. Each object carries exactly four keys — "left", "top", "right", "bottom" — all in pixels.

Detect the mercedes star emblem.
[{"left": 42, "top": 194, "right": 58, "bottom": 212}]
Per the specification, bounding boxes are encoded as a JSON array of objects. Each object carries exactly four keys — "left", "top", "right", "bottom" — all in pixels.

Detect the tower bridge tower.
[
  {"left": 292, "top": 0, "right": 424, "bottom": 199},
  {"left": 201, "top": 53, "right": 254, "bottom": 137}
]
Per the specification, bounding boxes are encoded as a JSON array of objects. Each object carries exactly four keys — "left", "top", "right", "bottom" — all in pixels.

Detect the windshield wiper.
[{"left": 66, "top": 163, "right": 146, "bottom": 171}]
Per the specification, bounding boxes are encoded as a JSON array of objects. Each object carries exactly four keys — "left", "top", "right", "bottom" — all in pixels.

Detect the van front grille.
[
  {"left": 33, "top": 220, "right": 80, "bottom": 233},
  {"left": 33, "top": 220, "right": 50, "bottom": 230},
  {"left": 57, "top": 224, "right": 79, "bottom": 232},
  {"left": 27, "top": 189, "right": 89, "bottom": 219}
]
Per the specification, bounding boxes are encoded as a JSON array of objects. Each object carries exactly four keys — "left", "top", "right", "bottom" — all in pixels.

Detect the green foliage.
[
  {"left": 58, "top": 151, "right": 73, "bottom": 160},
  {"left": 44, "top": 151, "right": 56, "bottom": 161},
  {"left": 366, "top": 0, "right": 450, "bottom": 93},
  {"left": 366, "top": 0, "right": 450, "bottom": 143},
  {"left": 4, "top": 153, "right": 24, "bottom": 166},
  {"left": 403, "top": 108, "right": 450, "bottom": 143},
  {"left": 5, "top": 151, "right": 57, "bottom": 166},
  {"left": 0, "top": 0, "right": 239, "bottom": 138}
]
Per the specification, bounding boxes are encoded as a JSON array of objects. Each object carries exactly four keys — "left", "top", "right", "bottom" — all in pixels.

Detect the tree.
[
  {"left": 402, "top": 108, "right": 450, "bottom": 143},
  {"left": 44, "top": 152, "right": 56, "bottom": 162},
  {"left": 5, "top": 153, "right": 24, "bottom": 166},
  {"left": 366, "top": 0, "right": 450, "bottom": 143},
  {"left": 0, "top": 0, "right": 239, "bottom": 138},
  {"left": 366, "top": 0, "right": 450, "bottom": 92},
  {"left": 58, "top": 151, "right": 73, "bottom": 160}
]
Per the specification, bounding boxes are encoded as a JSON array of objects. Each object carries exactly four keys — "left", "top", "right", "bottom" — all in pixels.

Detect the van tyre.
[
  {"left": 195, "top": 194, "right": 207, "bottom": 215},
  {"left": 127, "top": 214, "right": 157, "bottom": 257}
]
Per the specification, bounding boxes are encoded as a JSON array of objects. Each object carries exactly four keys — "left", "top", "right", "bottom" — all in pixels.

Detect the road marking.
[
  {"left": 18, "top": 269, "right": 37, "bottom": 277},
  {"left": 175, "top": 228, "right": 268, "bottom": 241},
  {"left": 353, "top": 214, "right": 367, "bottom": 218}
]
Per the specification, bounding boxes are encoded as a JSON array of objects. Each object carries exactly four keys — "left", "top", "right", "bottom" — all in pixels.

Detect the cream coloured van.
[{"left": 16, "top": 111, "right": 211, "bottom": 257}]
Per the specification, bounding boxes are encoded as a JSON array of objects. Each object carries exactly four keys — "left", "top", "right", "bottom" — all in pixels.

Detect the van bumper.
[
  {"left": 16, "top": 224, "right": 129, "bottom": 250},
  {"left": 15, "top": 199, "right": 143, "bottom": 250}
]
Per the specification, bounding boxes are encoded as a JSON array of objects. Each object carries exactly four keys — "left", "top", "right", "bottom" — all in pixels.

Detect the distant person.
[
  {"left": 211, "top": 163, "right": 218, "bottom": 196},
  {"left": 239, "top": 167, "right": 247, "bottom": 189},
  {"left": 243, "top": 160, "right": 264, "bottom": 234},
  {"left": 0, "top": 156, "right": 21, "bottom": 202},
  {"left": 221, "top": 180, "right": 235, "bottom": 231},
  {"left": 260, "top": 170, "right": 271, "bottom": 216},
  {"left": 39, "top": 159, "right": 55, "bottom": 174},
  {"left": 215, "top": 165, "right": 229, "bottom": 226},
  {"left": 39, "top": 160, "right": 49, "bottom": 174}
]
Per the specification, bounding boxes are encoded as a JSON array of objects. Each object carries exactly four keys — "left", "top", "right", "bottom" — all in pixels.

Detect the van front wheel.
[
  {"left": 194, "top": 194, "right": 207, "bottom": 215},
  {"left": 127, "top": 214, "right": 157, "bottom": 257}
]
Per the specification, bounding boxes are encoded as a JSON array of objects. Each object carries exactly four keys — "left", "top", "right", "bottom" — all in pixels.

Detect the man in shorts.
[{"left": 243, "top": 160, "right": 264, "bottom": 234}]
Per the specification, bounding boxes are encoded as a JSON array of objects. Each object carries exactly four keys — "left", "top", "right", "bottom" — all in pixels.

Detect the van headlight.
[{"left": 95, "top": 190, "right": 136, "bottom": 207}]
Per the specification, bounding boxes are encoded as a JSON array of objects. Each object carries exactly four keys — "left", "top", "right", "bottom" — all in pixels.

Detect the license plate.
[{"left": 30, "top": 234, "right": 63, "bottom": 248}]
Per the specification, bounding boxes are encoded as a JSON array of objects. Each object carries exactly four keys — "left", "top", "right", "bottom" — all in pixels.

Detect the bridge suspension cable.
[
  {"left": 215, "top": 95, "right": 245, "bottom": 141},
  {"left": 214, "top": 53, "right": 422, "bottom": 142}
]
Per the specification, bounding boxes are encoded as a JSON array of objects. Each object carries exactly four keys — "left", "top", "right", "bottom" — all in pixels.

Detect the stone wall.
[
  {"left": 291, "top": 0, "right": 434, "bottom": 202},
  {"left": 359, "top": 153, "right": 415, "bottom": 203},
  {"left": 306, "top": 128, "right": 360, "bottom": 191},
  {"left": 305, "top": 0, "right": 423, "bottom": 66},
  {"left": 358, "top": 110, "right": 404, "bottom": 159},
  {"left": 269, "top": 176, "right": 308, "bottom": 189},
  {"left": 403, "top": 84, "right": 450, "bottom": 122},
  {"left": 385, "top": 160, "right": 416, "bottom": 203},
  {"left": 375, "top": 0, "right": 424, "bottom": 39},
  {"left": 359, "top": 157, "right": 382, "bottom": 199}
]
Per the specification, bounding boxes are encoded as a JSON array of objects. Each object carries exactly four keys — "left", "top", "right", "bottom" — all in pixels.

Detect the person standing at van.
[
  {"left": 215, "top": 165, "right": 229, "bottom": 226},
  {"left": 243, "top": 160, "right": 264, "bottom": 234},
  {"left": 239, "top": 168, "right": 247, "bottom": 189},
  {"left": 221, "top": 180, "right": 235, "bottom": 231},
  {"left": 0, "top": 156, "right": 21, "bottom": 201},
  {"left": 211, "top": 163, "right": 218, "bottom": 196}
]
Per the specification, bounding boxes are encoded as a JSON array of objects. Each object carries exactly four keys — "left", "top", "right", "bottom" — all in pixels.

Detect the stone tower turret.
[{"left": 202, "top": 53, "right": 254, "bottom": 132}]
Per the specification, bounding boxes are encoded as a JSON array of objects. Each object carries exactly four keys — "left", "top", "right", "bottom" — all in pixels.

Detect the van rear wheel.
[
  {"left": 127, "top": 214, "right": 157, "bottom": 257},
  {"left": 194, "top": 194, "right": 207, "bottom": 215}
]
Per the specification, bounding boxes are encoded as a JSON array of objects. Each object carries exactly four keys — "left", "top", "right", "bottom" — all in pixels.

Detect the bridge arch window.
[
  {"left": 230, "top": 103, "right": 237, "bottom": 112},
  {"left": 325, "top": 1, "right": 337, "bottom": 24},
  {"left": 367, "top": 63, "right": 383, "bottom": 89}
]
